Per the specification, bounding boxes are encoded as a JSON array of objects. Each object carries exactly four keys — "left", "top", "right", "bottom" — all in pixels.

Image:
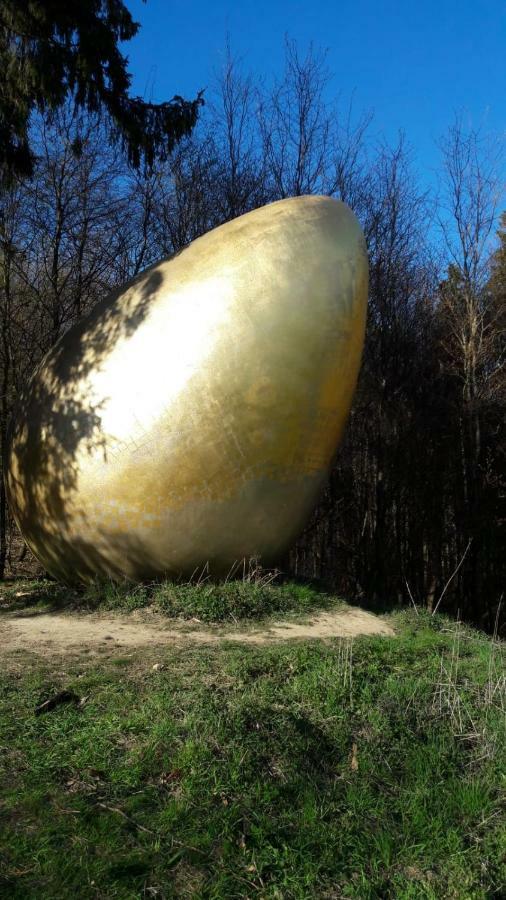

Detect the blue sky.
[{"left": 123, "top": 0, "right": 505, "bottom": 189}]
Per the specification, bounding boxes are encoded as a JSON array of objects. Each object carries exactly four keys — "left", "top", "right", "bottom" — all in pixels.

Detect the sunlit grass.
[
  {"left": 0, "top": 601, "right": 504, "bottom": 898},
  {"left": 0, "top": 572, "right": 340, "bottom": 623}
]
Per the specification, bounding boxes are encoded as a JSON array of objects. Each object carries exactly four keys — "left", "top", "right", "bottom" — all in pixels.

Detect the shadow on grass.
[
  {"left": 0, "top": 579, "right": 86, "bottom": 617},
  {"left": 312, "top": 573, "right": 406, "bottom": 617}
]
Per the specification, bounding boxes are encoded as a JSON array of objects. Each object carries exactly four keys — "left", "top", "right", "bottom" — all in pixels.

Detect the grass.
[
  {"left": 0, "top": 585, "right": 505, "bottom": 898},
  {"left": 0, "top": 573, "right": 340, "bottom": 624}
]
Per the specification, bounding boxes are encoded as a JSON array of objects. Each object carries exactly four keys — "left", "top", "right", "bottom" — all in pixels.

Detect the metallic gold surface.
[{"left": 5, "top": 195, "right": 368, "bottom": 583}]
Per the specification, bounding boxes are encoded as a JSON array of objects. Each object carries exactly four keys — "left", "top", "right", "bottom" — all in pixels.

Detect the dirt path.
[{"left": 1, "top": 606, "right": 393, "bottom": 658}]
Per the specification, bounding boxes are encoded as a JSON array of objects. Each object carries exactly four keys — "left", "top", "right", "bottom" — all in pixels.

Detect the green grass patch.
[
  {"left": 0, "top": 576, "right": 340, "bottom": 623},
  {"left": 0, "top": 608, "right": 504, "bottom": 898}
]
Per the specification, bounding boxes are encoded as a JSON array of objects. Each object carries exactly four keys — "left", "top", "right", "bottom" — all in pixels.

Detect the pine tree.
[{"left": 0, "top": 0, "right": 203, "bottom": 183}]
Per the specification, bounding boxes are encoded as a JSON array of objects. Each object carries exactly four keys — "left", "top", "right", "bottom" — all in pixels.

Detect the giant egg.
[{"left": 5, "top": 196, "right": 368, "bottom": 583}]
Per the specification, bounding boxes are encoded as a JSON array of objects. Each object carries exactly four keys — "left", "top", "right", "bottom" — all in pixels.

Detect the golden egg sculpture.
[{"left": 5, "top": 196, "right": 368, "bottom": 583}]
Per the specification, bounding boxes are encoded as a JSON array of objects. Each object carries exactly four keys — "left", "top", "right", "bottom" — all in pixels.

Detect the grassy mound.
[
  {"left": 0, "top": 602, "right": 504, "bottom": 898},
  {"left": 0, "top": 575, "right": 339, "bottom": 623}
]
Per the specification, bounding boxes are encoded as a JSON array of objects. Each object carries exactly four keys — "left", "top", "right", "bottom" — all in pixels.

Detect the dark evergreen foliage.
[{"left": 0, "top": 0, "right": 203, "bottom": 182}]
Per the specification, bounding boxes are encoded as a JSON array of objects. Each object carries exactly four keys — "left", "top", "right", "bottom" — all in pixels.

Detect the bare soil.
[{"left": 1, "top": 606, "right": 394, "bottom": 659}]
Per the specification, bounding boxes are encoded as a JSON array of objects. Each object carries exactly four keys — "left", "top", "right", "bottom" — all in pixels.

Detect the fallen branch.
[
  {"left": 35, "top": 690, "right": 80, "bottom": 716},
  {"left": 97, "top": 802, "right": 155, "bottom": 835}
]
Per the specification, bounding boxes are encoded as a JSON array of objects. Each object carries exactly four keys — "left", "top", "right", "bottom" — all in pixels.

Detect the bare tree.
[
  {"left": 259, "top": 38, "right": 335, "bottom": 198},
  {"left": 435, "top": 117, "right": 505, "bottom": 613},
  {"left": 437, "top": 118, "right": 504, "bottom": 419},
  {"left": 209, "top": 41, "right": 270, "bottom": 219}
]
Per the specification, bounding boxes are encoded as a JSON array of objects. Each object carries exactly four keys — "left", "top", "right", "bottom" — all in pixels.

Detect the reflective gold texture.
[{"left": 5, "top": 196, "right": 368, "bottom": 583}]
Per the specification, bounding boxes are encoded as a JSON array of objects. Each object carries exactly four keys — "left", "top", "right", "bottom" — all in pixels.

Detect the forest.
[{"left": 1, "top": 40, "right": 504, "bottom": 633}]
